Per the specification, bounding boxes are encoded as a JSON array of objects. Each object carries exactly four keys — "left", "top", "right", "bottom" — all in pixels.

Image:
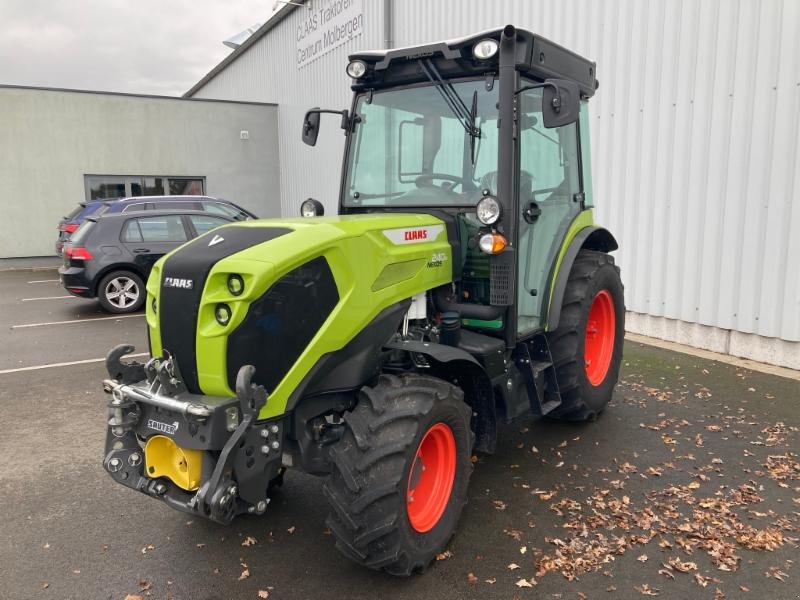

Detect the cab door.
[
  {"left": 516, "top": 85, "right": 583, "bottom": 335},
  {"left": 120, "top": 214, "right": 190, "bottom": 275}
]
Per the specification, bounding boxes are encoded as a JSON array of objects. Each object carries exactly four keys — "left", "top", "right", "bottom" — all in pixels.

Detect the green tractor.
[{"left": 102, "top": 25, "right": 624, "bottom": 575}]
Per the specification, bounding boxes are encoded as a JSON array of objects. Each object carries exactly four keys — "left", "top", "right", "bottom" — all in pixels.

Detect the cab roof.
[{"left": 348, "top": 25, "right": 597, "bottom": 98}]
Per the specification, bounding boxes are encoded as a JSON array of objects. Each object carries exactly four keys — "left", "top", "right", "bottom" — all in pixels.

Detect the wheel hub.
[
  {"left": 406, "top": 422, "right": 456, "bottom": 533},
  {"left": 584, "top": 289, "right": 615, "bottom": 386},
  {"left": 106, "top": 277, "right": 139, "bottom": 309}
]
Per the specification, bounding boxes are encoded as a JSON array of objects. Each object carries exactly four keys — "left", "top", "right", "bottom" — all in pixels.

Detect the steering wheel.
[{"left": 415, "top": 173, "right": 465, "bottom": 193}]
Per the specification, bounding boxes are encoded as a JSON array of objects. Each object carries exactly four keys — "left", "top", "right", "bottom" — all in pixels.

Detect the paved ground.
[{"left": 0, "top": 269, "right": 797, "bottom": 600}]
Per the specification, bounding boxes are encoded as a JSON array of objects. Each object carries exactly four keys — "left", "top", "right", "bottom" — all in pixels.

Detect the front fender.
[{"left": 384, "top": 339, "right": 497, "bottom": 454}]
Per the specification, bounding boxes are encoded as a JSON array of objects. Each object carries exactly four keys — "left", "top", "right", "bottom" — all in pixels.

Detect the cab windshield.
[{"left": 343, "top": 79, "right": 499, "bottom": 207}]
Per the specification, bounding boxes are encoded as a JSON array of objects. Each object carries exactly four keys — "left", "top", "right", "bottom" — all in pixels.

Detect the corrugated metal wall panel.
[{"left": 191, "top": 0, "right": 799, "bottom": 344}]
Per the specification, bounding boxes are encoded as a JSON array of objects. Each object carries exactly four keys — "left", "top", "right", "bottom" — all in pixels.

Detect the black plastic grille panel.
[{"left": 226, "top": 257, "right": 339, "bottom": 394}]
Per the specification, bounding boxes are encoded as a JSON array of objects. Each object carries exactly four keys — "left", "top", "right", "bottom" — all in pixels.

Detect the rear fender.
[
  {"left": 384, "top": 339, "right": 497, "bottom": 454},
  {"left": 546, "top": 226, "right": 618, "bottom": 331}
]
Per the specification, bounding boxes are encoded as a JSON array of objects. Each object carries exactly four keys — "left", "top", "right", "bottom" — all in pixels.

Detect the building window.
[
  {"left": 84, "top": 175, "right": 205, "bottom": 200},
  {"left": 169, "top": 178, "right": 204, "bottom": 195}
]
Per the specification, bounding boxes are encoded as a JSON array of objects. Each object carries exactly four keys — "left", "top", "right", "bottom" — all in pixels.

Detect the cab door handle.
[{"left": 132, "top": 248, "right": 150, "bottom": 254}]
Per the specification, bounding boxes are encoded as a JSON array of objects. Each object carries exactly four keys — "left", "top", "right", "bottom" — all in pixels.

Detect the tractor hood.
[{"left": 145, "top": 213, "right": 454, "bottom": 417}]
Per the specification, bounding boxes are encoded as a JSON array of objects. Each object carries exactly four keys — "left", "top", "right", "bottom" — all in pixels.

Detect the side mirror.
[
  {"left": 541, "top": 79, "right": 580, "bottom": 129},
  {"left": 302, "top": 109, "right": 321, "bottom": 146}
]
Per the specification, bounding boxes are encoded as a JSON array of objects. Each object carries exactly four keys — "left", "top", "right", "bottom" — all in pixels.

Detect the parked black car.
[
  {"left": 59, "top": 210, "right": 234, "bottom": 313},
  {"left": 55, "top": 195, "right": 255, "bottom": 256}
]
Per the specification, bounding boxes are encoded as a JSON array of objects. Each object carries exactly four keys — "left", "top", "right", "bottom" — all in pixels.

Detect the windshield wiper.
[{"left": 419, "top": 59, "right": 481, "bottom": 155}]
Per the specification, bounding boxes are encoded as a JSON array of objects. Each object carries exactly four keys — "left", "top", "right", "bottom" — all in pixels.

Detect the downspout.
[{"left": 383, "top": 0, "right": 393, "bottom": 49}]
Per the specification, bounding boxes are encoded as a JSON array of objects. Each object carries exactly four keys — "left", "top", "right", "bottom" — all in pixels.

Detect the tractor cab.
[{"left": 302, "top": 25, "right": 611, "bottom": 344}]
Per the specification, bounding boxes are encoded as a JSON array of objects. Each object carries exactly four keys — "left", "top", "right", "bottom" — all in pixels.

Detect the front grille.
[{"left": 226, "top": 256, "right": 339, "bottom": 394}]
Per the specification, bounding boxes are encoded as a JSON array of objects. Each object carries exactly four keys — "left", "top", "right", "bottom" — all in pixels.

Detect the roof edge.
[
  {"left": 0, "top": 84, "right": 277, "bottom": 106},
  {"left": 184, "top": 2, "right": 299, "bottom": 98}
]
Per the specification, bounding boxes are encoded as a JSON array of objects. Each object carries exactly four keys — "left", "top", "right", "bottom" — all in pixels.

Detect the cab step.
[{"left": 515, "top": 334, "right": 562, "bottom": 416}]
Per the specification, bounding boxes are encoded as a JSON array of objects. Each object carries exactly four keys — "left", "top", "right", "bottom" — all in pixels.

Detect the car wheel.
[{"left": 98, "top": 271, "right": 145, "bottom": 314}]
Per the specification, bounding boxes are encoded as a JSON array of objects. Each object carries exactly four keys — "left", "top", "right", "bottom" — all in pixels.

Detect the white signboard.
[{"left": 296, "top": 0, "right": 364, "bottom": 69}]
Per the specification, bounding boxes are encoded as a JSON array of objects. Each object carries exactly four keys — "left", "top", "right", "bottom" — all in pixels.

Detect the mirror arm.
[
  {"left": 514, "top": 82, "right": 563, "bottom": 113},
  {"left": 309, "top": 108, "right": 354, "bottom": 131}
]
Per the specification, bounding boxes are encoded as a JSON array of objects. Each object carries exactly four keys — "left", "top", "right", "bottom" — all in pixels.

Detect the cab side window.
[{"left": 517, "top": 84, "right": 583, "bottom": 334}]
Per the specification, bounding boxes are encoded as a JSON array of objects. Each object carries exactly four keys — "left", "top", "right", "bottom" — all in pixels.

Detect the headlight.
[
  {"left": 215, "top": 303, "right": 232, "bottom": 326},
  {"left": 346, "top": 59, "right": 367, "bottom": 78},
  {"left": 300, "top": 198, "right": 324, "bottom": 217},
  {"left": 227, "top": 274, "right": 244, "bottom": 296},
  {"left": 478, "top": 233, "right": 508, "bottom": 255},
  {"left": 476, "top": 196, "right": 501, "bottom": 225},
  {"left": 472, "top": 38, "right": 499, "bottom": 60}
]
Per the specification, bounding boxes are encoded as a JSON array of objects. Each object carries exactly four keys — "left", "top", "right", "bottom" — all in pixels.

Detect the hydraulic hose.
[{"left": 433, "top": 286, "right": 505, "bottom": 320}]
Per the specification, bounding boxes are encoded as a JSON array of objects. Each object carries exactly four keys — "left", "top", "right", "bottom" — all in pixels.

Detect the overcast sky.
[{"left": 0, "top": 0, "right": 278, "bottom": 96}]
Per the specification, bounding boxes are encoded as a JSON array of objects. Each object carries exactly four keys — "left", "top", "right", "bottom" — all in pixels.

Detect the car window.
[
  {"left": 70, "top": 220, "right": 96, "bottom": 244},
  {"left": 189, "top": 215, "right": 229, "bottom": 236},
  {"left": 122, "top": 215, "right": 188, "bottom": 243},
  {"left": 153, "top": 200, "right": 199, "bottom": 210},
  {"left": 64, "top": 204, "right": 86, "bottom": 220},
  {"left": 200, "top": 201, "right": 249, "bottom": 220},
  {"left": 122, "top": 202, "right": 149, "bottom": 213}
]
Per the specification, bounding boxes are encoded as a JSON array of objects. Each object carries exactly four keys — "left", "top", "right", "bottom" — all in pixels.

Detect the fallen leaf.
[
  {"left": 287, "top": 526, "right": 296, "bottom": 534},
  {"left": 124, "top": 596, "right": 144, "bottom": 600},
  {"left": 634, "top": 583, "right": 660, "bottom": 596},
  {"left": 493, "top": 500, "right": 507, "bottom": 511},
  {"left": 258, "top": 591, "right": 270, "bottom": 599},
  {"left": 140, "top": 544, "right": 155, "bottom": 554},
  {"left": 242, "top": 536, "right": 257, "bottom": 547},
  {"left": 508, "top": 563, "right": 520, "bottom": 570},
  {"left": 637, "top": 554, "right": 649, "bottom": 562},
  {"left": 485, "top": 577, "right": 496, "bottom": 584},
  {"left": 436, "top": 550, "right": 452, "bottom": 561},
  {"left": 239, "top": 568, "right": 250, "bottom": 581},
  {"left": 515, "top": 578, "right": 535, "bottom": 588},
  {"left": 467, "top": 572, "right": 478, "bottom": 585}
]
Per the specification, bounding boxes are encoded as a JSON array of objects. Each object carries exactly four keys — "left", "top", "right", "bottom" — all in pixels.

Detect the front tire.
[
  {"left": 324, "top": 374, "right": 473, "bottom": 576},
  {"left": 547, "top": 250, "right": 625, "bottom": 421},
  {"left": 97, "top": 270, "right": 145, "bottom": 314}
]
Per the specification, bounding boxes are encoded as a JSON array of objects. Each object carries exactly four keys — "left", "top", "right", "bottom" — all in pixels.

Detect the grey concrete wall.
[{"left": 0, "top": 86, "right": 280, "bottom": 258}]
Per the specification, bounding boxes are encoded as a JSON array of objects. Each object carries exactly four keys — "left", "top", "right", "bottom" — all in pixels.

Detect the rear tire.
[
  {"left": 97, "top": 270, "right": 145, "bottom": 314},
  {"left": 324, "top": 374, "right": 473, "bottom": 576},
  {"left": 546, "top": 250, "right": 624, "bottom": 421}
]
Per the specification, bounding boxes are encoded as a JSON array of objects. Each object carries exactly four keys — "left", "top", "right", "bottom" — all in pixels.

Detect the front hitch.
[{"left": 101, "top": 346, "right": 281, "bottom": 524}]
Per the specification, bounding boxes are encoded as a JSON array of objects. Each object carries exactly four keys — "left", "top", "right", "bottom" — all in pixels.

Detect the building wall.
[
  {"left": 189, "top": 0, "right": 800, "bottom": 369},
  {"left": 0, "top": 86, "right": 280, "bottom": 258}
]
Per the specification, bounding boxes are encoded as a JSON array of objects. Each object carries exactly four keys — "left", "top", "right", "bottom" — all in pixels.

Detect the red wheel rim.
[
  {"left": 406, "top": 422, "right": 456, "bottom": 533},
  {"left": 584, "top": 289, "right": 616, "bottom": 386}
]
